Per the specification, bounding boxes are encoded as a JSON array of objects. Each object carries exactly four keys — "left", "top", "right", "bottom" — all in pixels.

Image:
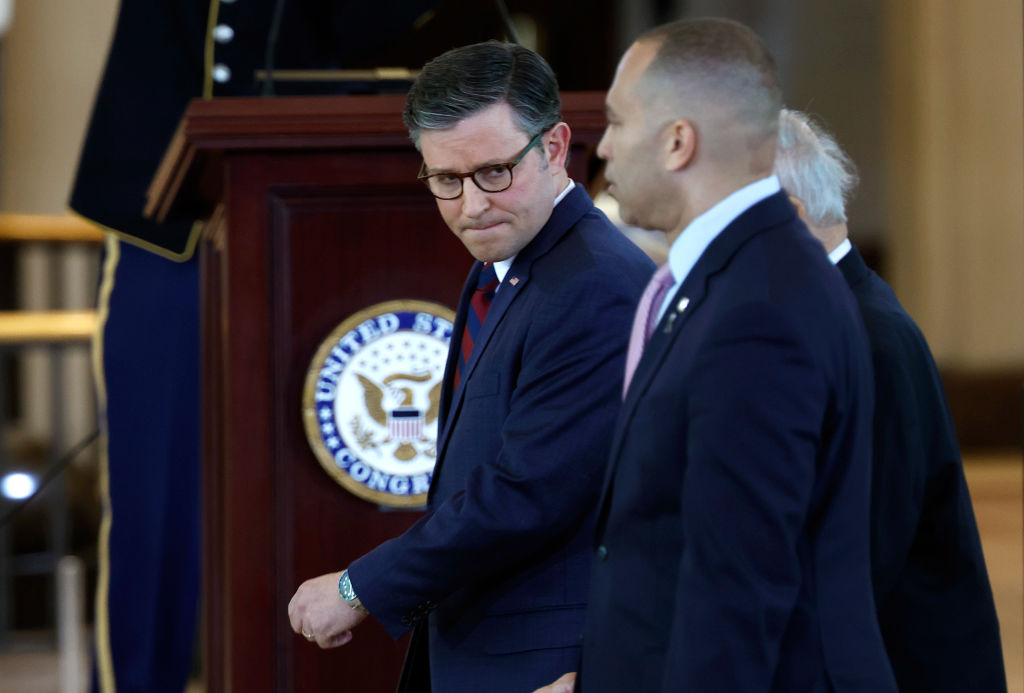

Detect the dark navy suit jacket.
[
  {"left": 350, "top": 185, "right": 654, "bottom": 693},
  {"left": 838, "top": 247, "right": 1006, "bottom": 693},
  {"left": 578, "top": 192, "right": 897, "bottom": 693}
]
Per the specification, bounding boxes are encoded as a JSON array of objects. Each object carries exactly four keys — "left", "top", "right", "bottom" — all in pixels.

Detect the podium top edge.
[
  {"left": 182, "top": 91, "right": 607, "bottom": 119},
  {"left": 148, "top": 91, "right": 609, "bottom": 223}
]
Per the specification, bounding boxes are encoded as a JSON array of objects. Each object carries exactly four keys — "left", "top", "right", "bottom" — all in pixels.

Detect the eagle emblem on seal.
[
  {"left": 303, "top": 300, "right": 455, "bottom": 507},
  {"left": 354, "top": 371, "right": 442, "bottom": 462}
]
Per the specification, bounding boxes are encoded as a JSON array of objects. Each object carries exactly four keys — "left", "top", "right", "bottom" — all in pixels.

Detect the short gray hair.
[
  {"left": 774, "top": 109, "right": 858, "bottom": 227},
  {"left": 403, "top": 41, "right": 562, "bottom": 149}
]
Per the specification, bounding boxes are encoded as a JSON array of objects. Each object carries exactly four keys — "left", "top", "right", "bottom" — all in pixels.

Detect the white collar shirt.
[
  {"left": 657, "top": 175, "right": 782, "bottom": 321},
  {"left": 828, "top": 237, "right": 852, "bottom": 265}
]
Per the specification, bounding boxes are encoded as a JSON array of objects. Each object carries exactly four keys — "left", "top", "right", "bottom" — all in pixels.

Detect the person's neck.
[
  {"left": 665, "top": 170, "right": 770, "bottom": 245},
  {"left": 553, "top": 172, "right": 571, "bottom": 198},
  {"left": 813, "top": 223, "right": 849, "bottom": 254}
]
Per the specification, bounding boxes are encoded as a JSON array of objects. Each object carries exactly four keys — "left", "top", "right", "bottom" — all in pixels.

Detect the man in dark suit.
[
  {"left": 774, "top": 108, "right": 1007, "bottom": 693},
  {"left": 539, "top": 19, "right": 897, "bottom": 693},
  {"left": 287, "top": 41, "right": 654, "bottom": 693}
]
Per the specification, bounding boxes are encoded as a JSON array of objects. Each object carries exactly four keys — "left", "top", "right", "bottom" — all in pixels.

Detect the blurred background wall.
[
  {"left": 3, "top": 0, "right": 1021, "bottom": 408},
  {"left": 0, "top": 0, "right": 1019, "bottom": 670},
  {"left": 0, "top": 0, "right": 117, "bottom": 639},
  {"left": 1, "top": 0, "right": 115, "bottom": 443}
]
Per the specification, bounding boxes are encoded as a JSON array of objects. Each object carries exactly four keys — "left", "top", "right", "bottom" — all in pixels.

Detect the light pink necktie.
[{"left": 623, "top": 263, "right": 675, "bottom": 397}]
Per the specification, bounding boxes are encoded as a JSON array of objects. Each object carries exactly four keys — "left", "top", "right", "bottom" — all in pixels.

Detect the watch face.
[
  {"left": 340, "top": 571, "right": 368, "bottom": 614},
  {"left": 341, "top": 573, "right": 356, "bottom": 600}
]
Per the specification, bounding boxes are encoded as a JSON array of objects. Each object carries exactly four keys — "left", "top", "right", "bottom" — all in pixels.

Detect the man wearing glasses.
[{"left": 288, "top": 40, "right": 654, "bottom": 693}]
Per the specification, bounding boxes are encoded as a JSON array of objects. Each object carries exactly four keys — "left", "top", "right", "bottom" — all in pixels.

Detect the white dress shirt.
[{"left": 657, "top": 176, "right": 781, "bottom": 321}]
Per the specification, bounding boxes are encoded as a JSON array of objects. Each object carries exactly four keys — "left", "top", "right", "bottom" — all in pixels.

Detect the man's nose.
[
  {"left": 461, "top": 179, "right": 491, "bottom": 217},
  {"left": 596, "top": 128, "right": 611, "bottom": 160}
]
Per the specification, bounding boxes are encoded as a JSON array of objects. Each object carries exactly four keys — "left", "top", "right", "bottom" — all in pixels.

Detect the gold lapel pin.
[{"left": 509, "top": 277, "right": 520, "bottom": 286}]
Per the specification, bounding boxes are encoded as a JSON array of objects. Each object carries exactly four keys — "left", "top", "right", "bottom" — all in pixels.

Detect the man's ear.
[
  {"left": 544, "top": 122, "right": 571, "bottom": 172},
  {"left": 664, "top": 119, "right": 696, "bottom": 171}
]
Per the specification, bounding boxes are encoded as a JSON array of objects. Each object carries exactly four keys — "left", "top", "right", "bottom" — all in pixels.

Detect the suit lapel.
[
  {"left": 432, "top": 264, "right": 480, "bottom": 494},
  {"left": 595, "top": 191, "right": 799, "bottom": 526},
  {"left": 458, "top": 263, "right": 527, "bottom": 387},
  {"left": 592, "top": 277, "right": 707, "bottom": 516},
  {"left": 438, "top": 264, "right": 479, "bottom": 431}
]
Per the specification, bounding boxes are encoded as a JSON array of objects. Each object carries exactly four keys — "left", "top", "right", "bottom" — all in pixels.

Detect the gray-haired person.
[
  {"left": 288, "top": 40, "right": 653, "bottom": 693},
  {"left": 776, "top": 108, "right": 1007, "bottom": 693}
]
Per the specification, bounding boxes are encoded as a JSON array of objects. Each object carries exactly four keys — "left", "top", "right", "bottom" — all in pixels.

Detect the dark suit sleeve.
[
  {"left": 865, "top": 327, "right": 927, "bottom": 598},
  {"left": 350, "top": 270, "right": 637, "bottom": 638},
  {"left": 862, "top": 302, "right": 1007, "bottom": 692},
  {"left": 663, "top": 301, "right": 828, "bottom": 691}
]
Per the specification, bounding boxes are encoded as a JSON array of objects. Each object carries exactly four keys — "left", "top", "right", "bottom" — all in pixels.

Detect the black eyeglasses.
[{"left": 417, "top": 131, "right": 545, "bottom": 200}]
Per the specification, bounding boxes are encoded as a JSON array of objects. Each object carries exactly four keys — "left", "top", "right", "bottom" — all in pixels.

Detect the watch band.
[{"left": 339, "top": 569, "right": 369, "bottom": 615}]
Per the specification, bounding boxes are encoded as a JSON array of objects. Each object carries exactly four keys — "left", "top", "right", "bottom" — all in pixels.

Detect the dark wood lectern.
[{"left": 148, "top": 92, "right": 607, "bottom": 692}]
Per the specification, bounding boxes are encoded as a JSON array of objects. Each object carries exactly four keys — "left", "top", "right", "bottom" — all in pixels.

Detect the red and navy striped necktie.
[{"left": 454, "top": 263, "right": 499, "bottom": 389}]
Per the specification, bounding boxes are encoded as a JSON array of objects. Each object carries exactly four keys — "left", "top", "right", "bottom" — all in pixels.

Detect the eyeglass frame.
[{"left": 416, "top": 130, "right": 546, "bottom": 200}]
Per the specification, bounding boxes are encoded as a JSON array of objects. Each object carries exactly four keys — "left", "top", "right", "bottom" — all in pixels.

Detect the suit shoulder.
[
  {"left": 851, "top": 273, "right": 934, "bottom": 362},
  {"left": 731, "top": 220, "right": 858, "bottom": 329},
  {"left": 516, "top": 212, "right": 652, "bottom": 330},
  {"left": 540, "top": 208, "right": 655, "bottom": 289}
]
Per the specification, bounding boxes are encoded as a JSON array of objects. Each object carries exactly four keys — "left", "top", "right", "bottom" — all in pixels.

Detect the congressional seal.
[{"left": 302, "top": 300, "right": 455, "bottom": 507}]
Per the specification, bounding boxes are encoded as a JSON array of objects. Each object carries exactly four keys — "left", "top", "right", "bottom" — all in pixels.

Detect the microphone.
[
  {"left": 262, "top": 0, "right": 288, "bottom": 96},
  {"left": 493, "top": 0, "right": 520, "bottom": 44}
]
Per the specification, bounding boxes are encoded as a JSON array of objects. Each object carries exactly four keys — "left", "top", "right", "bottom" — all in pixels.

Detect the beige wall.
[
  {"left": 1, "top": 0, "right": 118, "bottom": 440},
  {"left": 1, "top": 0, "right": 1022, "bottom": 372},
  {"left": 886, "top": 0, "right": 1024, "bottom": 369},
  {"left": 1, "top": 0, "right": 118, "bottom": 213}
]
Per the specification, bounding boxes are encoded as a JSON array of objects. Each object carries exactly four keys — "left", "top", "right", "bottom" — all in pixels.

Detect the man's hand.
[
  {"left": 287, "top": 571, "right": 368, "bottom": 648},
  {"left": 532, "top": 672, "right": 577, "bottom": 693}
]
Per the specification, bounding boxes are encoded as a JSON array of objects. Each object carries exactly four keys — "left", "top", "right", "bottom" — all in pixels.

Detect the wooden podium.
[{"left": 148, "top": 92, "right": 607, "bottom": 692}]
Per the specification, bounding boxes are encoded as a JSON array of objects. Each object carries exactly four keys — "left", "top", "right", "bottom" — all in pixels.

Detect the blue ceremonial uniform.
[
  {"left": 92, "top": 242, "right": 201, "bottom": 692},
  {"left": 350, "top": 185, "right": 654, "bottom": 693}
]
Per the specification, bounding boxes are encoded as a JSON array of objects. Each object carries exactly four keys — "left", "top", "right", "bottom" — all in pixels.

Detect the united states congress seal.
[{"left": 302, "top": 300, "right": 455, "bottom": 507}]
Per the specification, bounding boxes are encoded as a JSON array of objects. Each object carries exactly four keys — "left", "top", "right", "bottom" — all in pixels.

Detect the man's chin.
[
  {"left": 461, "top": 240, "right": 508, "bottom": 264},
  {"left": 618, "top": 206, "right": 640, "bottom": 227},
  {"left": 617, "top": 206, "right": 657, "bottom": 233}
]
